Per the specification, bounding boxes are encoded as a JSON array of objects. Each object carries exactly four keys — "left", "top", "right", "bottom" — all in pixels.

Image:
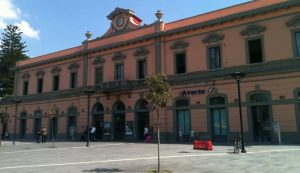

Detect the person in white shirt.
[{"left": 90, "top": 126, "right": 96, "bottom": 141}]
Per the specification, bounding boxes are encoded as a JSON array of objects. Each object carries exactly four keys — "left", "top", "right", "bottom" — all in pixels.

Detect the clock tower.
[{"left": 102, "top": 8, "right": 142, "bottom": 37}]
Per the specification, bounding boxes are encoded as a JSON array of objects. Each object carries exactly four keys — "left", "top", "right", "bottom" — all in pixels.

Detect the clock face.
[{"left": 116, "top": 17, "right": 124, "bottom": 27}]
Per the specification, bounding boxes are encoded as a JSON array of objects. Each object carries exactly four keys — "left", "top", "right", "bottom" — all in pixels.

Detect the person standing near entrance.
[
  {"left": 178, "top": 128, "right": 183, "bottom": 142},
  {"left": 41, "top": 127, "right": 47, "bottom": 143},
  {"left": 91, "top": 126, "right": 96, "bottom": 141},
  {"left": 143, "top": 126, "right": 148, "bottom": 140}
]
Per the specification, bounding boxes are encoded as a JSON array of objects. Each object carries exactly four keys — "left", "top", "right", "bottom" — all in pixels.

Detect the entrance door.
[
  {"left": 114, "top": 113, "right": 125, "bottom": 140},
  {"left": 20, "top": 119, "right": 27, "bottom": 139},
  {"left": 68, "top": 116, "right": 76, "bottom": 138},
  {"left": 137, "top": 112, "right": 149, "bottom": 140},
  {"left": 50, "top": 117, "right": 58, "bottom": 139},
  {"left": 176, "top": 110, "right": 190, "bottom": 141},
  {"left": 252, "top": 105, "right": 271, "bottom": 142},
  {"left": 1, "top": 123, "right": 7, "bottom": 139},
  {"left": 34, "top": 118, "right": 41, "bottom": 139},
  {"left": 211, "top": 108, "right": 227, "bottom": 142},
  {"left": 93, "top": 115, "right": 104, "bottom": 140}
]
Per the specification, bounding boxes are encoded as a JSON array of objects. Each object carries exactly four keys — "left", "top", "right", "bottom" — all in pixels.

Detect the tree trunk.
[{"left": 157, "top": 108, "right": 160, "bottom": 173}]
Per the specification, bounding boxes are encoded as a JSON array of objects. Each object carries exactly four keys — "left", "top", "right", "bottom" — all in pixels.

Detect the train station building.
[{"left": 1, "top": 0, "right": 300, "bottom": 143}]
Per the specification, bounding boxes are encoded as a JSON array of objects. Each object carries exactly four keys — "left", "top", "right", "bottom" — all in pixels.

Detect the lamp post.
[
  {"left": 13, "top": 99, "right": 21, "bottom": 145},
  {"left": 84, "top": 89, "right": 94, "bottom": 147},
  {"left": 48, "top": 105, "right": 57, "bottom": 148},
  {"left": 230, "top": 72, "right": 247, "bottom": 153}
]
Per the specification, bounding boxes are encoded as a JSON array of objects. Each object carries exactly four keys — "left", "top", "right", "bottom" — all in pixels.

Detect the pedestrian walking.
[{"left": 90, "top": 126, "right": 96, "bottom": 141}]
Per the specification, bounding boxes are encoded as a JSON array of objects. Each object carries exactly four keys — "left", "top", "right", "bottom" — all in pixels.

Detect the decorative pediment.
[
  {"left": 241, "top": 25, "right": 266, "bottom": 37},
  {"left": 133, "top": 47, "right": 149, "bottom": 57},
  {"left": 112, "top": 52, "right": 126, "bottom": 61},
  {"left": 21, "top": 73, "right": 30, "bottom": 80},
  {"left": 93, "top": 56, "right": 106, "bottom": 65},
  {"left": 68, "top": 63, "right": 80, "bottom": 71},
  {"left": 51, "top": 66, "right": 62, "bottom": 74},
  {"left": 102, "top": 7, "right": 142, "bottom": 37},
  {"left": 35, "top": 70, "right": 45, "bottom": 78},
  {"left": 286, "top": 15, "right": 300, "bottom": 28},
  {"left": 107, "top": 8, "right": 134, "bottom": 20},
  {"left": 202, "top": 33, "right": 224, "bottom": 44},
  {"left": 170, "top": 40, "right": 189, "bottom": 50}
]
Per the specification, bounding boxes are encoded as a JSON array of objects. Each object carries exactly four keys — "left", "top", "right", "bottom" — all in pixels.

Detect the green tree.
[
  {"left": 145, "top": 73, "right": 172, "bottom": 173},
  {"left": 0, "top": 25, "right": 28, "bottom": 95}
]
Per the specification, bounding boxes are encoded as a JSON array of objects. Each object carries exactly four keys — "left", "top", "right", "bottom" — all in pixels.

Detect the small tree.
[
  {"left": 145, "top": 73, "right": 172, "bottom": 173},
  {"left": 0, "top": 25, "right": 28, "bottom": 95}
]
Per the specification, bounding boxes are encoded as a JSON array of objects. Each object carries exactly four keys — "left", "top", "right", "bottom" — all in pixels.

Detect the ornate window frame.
[
  {"left": 203, "top": 33, "right": 224, "bottom": 70},
  {"left": 241, "top": 24, "right": 266, "bottom": 64},
  {"left": 286, "top": 15, "right": 300, "bottom": 58}
]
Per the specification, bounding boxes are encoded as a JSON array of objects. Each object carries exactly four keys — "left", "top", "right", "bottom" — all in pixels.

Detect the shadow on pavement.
[{"left": 82, "top": 168, "right": 124, "bottom": 173}]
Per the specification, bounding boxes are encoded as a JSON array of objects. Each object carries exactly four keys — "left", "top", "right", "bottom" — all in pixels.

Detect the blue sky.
[{"left": 0, "top": 0, "right": 251, "bottom": 58}]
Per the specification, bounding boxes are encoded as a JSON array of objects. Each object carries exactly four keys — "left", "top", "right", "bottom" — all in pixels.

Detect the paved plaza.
[{"left": 0, "top": 141, "right": 300, "bottom": 173}]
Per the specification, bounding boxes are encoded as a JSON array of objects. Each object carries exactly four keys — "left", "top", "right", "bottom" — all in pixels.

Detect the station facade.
[{"left": 1, "top": 0, "right": 300, "bottom": 143}]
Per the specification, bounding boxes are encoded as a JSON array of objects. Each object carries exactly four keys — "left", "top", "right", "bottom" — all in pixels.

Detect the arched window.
[
  {"left": 135, "top": 99, "right": 149, "bottom": 110},
  {"left": 209, "top": 97, "right": 225, "bottom": 105},
  {"left": 68, "top": 107, "right": 76, "bottom": 116},
  {"left": 113, "top": 101, "right": 125, "bottom": 112},
  {"left": 250, "top": 93, "right": 268, "bottom": 103},
  {"left": 93, "top": 103, "right": 104, "bottom": 113},
  {"left": 20, "top": 112, "right": 27, "bottom": 118},
  {"left": 175, "top": 99, "right": 189, "bottom": 107}
]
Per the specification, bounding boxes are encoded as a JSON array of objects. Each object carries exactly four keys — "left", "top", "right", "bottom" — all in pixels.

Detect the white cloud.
[
  {"left": 16, "top": 20, "right": 40, "bottom": 40},
  {"left": 0, "top": 0, "right": 40, "bottom": 40},
  {"left": 0, "top": 0, "right": 21, "bottom": 20},
  {"left": 0, "top": 20, "right": 7, "bottom": 30}
]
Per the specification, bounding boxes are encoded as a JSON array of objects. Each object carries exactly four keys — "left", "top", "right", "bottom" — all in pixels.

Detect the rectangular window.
[
  {"left": 175, "top": 52, "right": 186, "bottom": 74},
  {"left": 23, "top": 81, "right": 28, "bottom": 95},
  {"left": 115, "top": 63, "right": 124, "bottom": 80},
  {"left": 137, "top": 60, "right": 146, "bottom": 79},
  {"left": 208, "top": 46, "right": 221, "bottom": 69},
  {"left": 248, "top": 39, "right": 263, "bottom": 64},
  {"left": 295, "top": 32, "right": 300, "bottom": 57},
  {"left": 95, "top": 67, "right": 103, "bottom": 85},
  {"left": 70, "top": 72, "right": 77, "bottom": 89},
  {"left": 53, "top": 75, "right": 59, "bottom": 91},
  {"left": 37, "top": 78, "right": 43, "bottom": 93}
]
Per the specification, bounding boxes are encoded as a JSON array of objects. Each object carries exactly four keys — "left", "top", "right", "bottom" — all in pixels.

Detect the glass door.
[
  {"left": 252, "top": 105, "right": 271, "bottom": 142},
  {"left": 211, "top": 108, "right": 227, "bottom": 142},
  {"left": 20, "top": 119, "right": 27, "bottom": 139},
  {"left": 177, "top": 110, "right": 190, "bottom": 141}
]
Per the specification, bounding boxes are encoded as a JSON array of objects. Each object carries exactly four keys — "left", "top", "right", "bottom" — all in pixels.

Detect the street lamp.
[
  {"left": 13, "top": 99, "right": 21, "bottom": 145},
  {"left": 230, "top": 72, "right": 247, "bottom": 153},
  {"left": 84, "top": 89, "right": 94, "bottom": 147},
  {"left": 48, "top": 105, "right": 57, "bottom": 148}
]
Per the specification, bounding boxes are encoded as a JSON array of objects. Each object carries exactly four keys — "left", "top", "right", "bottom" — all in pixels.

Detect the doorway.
[
  {"left": 113, "top": 101, "right": 126, "bottom": 140},
  {"left": 93, "top": 115, "right": 104, "bottom": 140},
  {"left": 135, "top": 99, "right": 150, "bottom": 140},
  {"left": 251, "top": 105, "right": 271, "bottom": 142},
  {"left": 211, "top": 108, "right": 227, "bottom": 142},
  {"left": 136, "top": 112, "right": 149, "bottom": 140},
  {"left": 50, "top": 117, "right": 58, "bottom": 139},
  {"left": 1, "top": 123, "right": 7, "bottom": 139},
  {"left": 20, "top": 119, "right": 26, "bottom": 139},
  {"left": 34, "top": 118, "right": 41, "bottom": 139},
  {"left": 176, "top": 109, "right": 190, "bottom": 140},
  {"left": 92, "top": 102, "right": 104, "bottom": 140}
]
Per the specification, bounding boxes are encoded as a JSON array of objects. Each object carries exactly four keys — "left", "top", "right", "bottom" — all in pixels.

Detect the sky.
[{"left": 0, "top": 0, "right": 251, "bottom": 58}]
